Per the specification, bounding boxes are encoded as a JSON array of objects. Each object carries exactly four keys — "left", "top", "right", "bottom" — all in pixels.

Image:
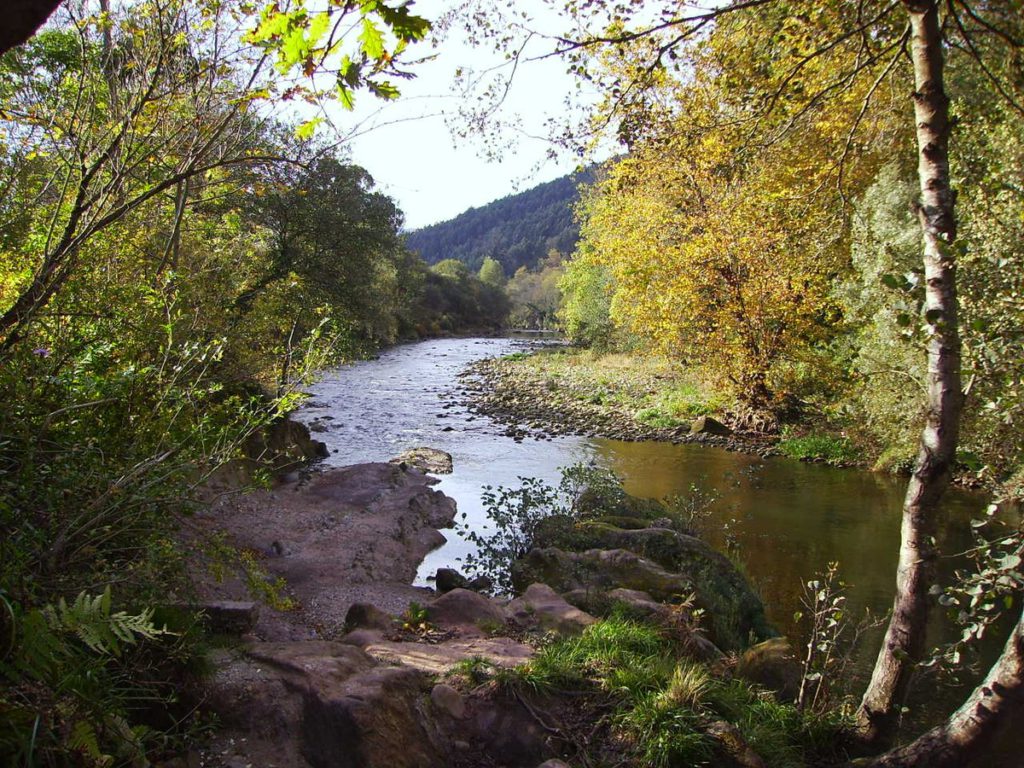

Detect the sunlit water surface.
[{"left": 296, "top": 336, "right": 1016, "bottom": 756}]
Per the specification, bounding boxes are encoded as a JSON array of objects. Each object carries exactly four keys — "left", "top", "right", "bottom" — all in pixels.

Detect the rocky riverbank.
[
  {"left": 454, "top": 353, "right": 780, "bottom": 458},
  {"left": 181, "top": 451, "right": 813, "bottom": 768}
]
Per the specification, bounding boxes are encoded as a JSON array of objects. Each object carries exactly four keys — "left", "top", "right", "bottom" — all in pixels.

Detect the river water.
[{"left": 296, "top": 336, "right": 1012, "bottom": 748}]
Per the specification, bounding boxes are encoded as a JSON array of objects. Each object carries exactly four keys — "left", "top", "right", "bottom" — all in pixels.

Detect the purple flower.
[{"left": 32, "top": 347, "right": 51, "bottom": 358}]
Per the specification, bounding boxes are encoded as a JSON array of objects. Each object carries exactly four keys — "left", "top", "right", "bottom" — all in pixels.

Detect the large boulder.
[
  {"left": 345, "top": 602, "right": 395, "bottom": 632},
  {"left": 206, "top": 641, "right": 446, "bottom": 768},
  {"left": 529, "top": 522, "right": 774, "bottom": 651},
  {"left": 507, "top": 583, "right": 596, "bottom": 636},
  {"left": 426, "top": 588, "right": 506, "bottom": 632},
  {"left": 512, "top": 548, "right": 692, "bottom": 605},
  {"left": 573, "top": 487, "right": 667, "bottom": 521},
  {"left": 690, "top": 415, "right": 733, "bottom": 437},
  {"left": 735, "top": 637, "right": 802, "bottom": 703}
]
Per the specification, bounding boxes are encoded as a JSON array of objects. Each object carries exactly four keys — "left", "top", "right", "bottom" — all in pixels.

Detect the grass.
[
  {"left": 492, "top": 612, "right": 850, "bottom": 767},
  {"left": 778, "top": 434, "right": 862, "bottom": 466}
]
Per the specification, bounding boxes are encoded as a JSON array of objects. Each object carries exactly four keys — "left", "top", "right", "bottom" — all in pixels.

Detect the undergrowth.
[{"left": 494, "top": 612, "right": 849, "bottom": 767}]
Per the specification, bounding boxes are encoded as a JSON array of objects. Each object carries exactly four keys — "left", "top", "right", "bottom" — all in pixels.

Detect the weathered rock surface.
[
  {"left": 206, "top": 641, "right": 445, "bottom": 768},
  {"left": 426, "top": 588, "right": 507, "bottom": 632},
  {"left": 507, "top": 582, "right": 596, "bottom": 635},
  {"left": 528, "top": 521, "right": 774, "bottom": 651},
  {"left": 365, "top": 636, "right": 534, "bottom": 674},
  {"left": 690, "top": 415, "right": 733, "bottom": 437},
  {"left": 512, "top": 547, "right": 692, "bottom": 605},
  {"left": 389, "top": 447, "right": 454, "bottom": 474},
  {"left": 706, "top": 720, "right": 767, "bottom": 768},
  {"left": 190, "top": 463, "right": 455, "bottom": 639},
  {"left": 430, "top": 683, "right": 466, "bottom": 720},
  {"left": 187, "top": 600, "right": 259, "bottom": 635},
  {"left": 735, "top": 637, "right": 802, "bottom": 702},
  {"left": 344, "top": 602, "right": 395, "bottom": 632}
]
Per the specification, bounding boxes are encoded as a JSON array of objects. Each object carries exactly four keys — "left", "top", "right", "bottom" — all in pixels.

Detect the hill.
[{"left": 405, "top": 169, "right": 592, "bottom": 275}]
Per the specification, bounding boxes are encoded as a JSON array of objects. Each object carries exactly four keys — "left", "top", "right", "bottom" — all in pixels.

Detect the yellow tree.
[{"left": 461, "top": 0, "right": 1022, "bottom": 759}]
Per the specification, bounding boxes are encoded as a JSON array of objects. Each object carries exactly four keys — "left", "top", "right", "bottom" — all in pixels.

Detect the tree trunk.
[
  {"left": 856, "top": 0, "right": 963, "bottom": 749},
  {"left": 861, "top": 607, "right": 1024, "bottom": 767}
]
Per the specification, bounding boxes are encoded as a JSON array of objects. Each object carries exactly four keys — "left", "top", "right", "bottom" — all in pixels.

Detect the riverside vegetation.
[
  {"left": 0, "top": 1, "right": 504, "bottom": 763},
  {"left": 3, "top": 0, "right": 1024, "bottom": 767}
]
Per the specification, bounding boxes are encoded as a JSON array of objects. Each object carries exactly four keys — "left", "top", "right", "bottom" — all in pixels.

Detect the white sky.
[{"left": 328, "top": 1, "right": 600, "bottom": 230}]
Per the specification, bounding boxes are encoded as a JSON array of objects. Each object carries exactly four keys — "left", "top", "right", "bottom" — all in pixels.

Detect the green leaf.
[
  {"left": 294, "top": 116, "right": 324, "bottom": 140},
  {"left": 359, "top": 17, "right": 385, "bottom": 61},
  {"left": 337, "top": 83, "right": 356, "bottom": 110}
]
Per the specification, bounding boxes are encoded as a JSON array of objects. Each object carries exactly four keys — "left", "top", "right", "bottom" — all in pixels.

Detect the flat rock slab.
[
  {"left": 189, "top": 463, "right": 457, "bottom": 640},
  {"left": 365, "top": 637, "right": 534, "bottom": 674}
]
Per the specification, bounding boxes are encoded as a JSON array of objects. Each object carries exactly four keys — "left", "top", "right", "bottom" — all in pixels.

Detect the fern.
[{"left": 41, "top": 586, "right": 169, "bottom": 657}]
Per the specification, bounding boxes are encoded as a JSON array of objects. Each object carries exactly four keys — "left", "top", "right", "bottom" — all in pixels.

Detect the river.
[{"left": 296, "top": 335, "right": 1014, "bottom": 751}]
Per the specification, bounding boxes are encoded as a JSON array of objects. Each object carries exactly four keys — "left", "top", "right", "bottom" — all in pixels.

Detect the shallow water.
[{"left": 297, "top": 336, "right": 1014, "bottom": 751}]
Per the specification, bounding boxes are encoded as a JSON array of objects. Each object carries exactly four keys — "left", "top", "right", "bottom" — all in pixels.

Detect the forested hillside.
[{"left": 405, "top": 170, "right": 591, "bottom": 273}]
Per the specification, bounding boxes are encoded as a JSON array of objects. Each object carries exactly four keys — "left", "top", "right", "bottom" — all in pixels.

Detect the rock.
[
  {"left": 735, "top": 637, "right": 802, "bottom": 702},
  {"left": 513, "top": 547, "right": 692, "bottom": 606},
  {"left": 574, "top": 488, "right": 667, "bottom": 521},
  {"left": 528, "top": 523, "right": 774, "bottom": 651},
  {"left": 207, "top": 642, "right": 446, "bottom": 768},
  {"left": 195, "top": 601, "right": 259, "bottom": 635},
  {"left": 468, "top": 695, "right": 551, "bottom": 767},
  {"left": 536, "top": 761, "right": 571, "bottom": 768},
  {"left": 706, "top": 720, "right": 767, "bottom": 768},
  {"left": 435, "top": 567, "right": 469, "bottom": 593},
  {"left": 340, "top": 628, "right": 384, "bottom": 648},
  {"left": 467, "top": 574, "right": 493, "bottom": 593},
  {"left": 431, "top": 683, "right": 466, "bottom": 720},
  {"left": 507, "top": 583, "right": 596, "bottom": 635},
  {"left": 244, "top": 416, "right": 329, "bottom": 472},
  {"left": 389, "top": 447, "right": 454, "bottom": 474},
  {"left": 345, "top": 602, "right": 395, "bottom": 632},
  {"left": 427, "top": 588, "right": 506, "bottom": 631},
  {"left": 365, "top": 637, "right": 533, "bottom": 674},
  {"left": 690, "top": 415, "right": 732, "bottom": 437},
  {"left": 607, "top": 587, "right": 672, "bottom": 619}
]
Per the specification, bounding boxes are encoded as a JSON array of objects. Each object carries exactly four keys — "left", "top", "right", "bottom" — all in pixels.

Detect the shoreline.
[{"left": 457, "top": 355, "right": 782, "bottom": 458}]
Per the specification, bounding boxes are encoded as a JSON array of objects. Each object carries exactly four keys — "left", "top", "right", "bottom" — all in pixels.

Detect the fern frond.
[{"left": 41, "top": 587, "right": 171, "bottom": 657}]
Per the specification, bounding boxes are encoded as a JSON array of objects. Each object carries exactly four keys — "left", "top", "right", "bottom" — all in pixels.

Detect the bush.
[{"left": 458, "top": 464, "right": 624, "bottom": 595}]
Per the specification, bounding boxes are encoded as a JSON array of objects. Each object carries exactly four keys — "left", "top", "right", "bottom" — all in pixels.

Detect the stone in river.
[{"left": 389, "top": 447, "right": 454, "bottom": 474}]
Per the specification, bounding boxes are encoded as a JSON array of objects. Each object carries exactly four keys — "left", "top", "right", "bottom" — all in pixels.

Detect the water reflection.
[{"left": 298, "top": 337, "right": 1014, "bottom": 752}]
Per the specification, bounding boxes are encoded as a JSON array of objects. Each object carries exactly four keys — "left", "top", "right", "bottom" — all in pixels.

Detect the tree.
[
  {"left": 478, "top": 255, "right": 507, "bottom": 288},
  {"left": 855, "top": 3, "right": 963, "bottom": 746},
  {"left": 456, "top": 0, "right": 1023, "bottom": 759}
]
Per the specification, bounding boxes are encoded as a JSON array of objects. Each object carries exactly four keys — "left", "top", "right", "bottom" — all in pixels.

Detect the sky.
[{"left": 328, "top": 1, "right": 600, "bottom": 230}]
